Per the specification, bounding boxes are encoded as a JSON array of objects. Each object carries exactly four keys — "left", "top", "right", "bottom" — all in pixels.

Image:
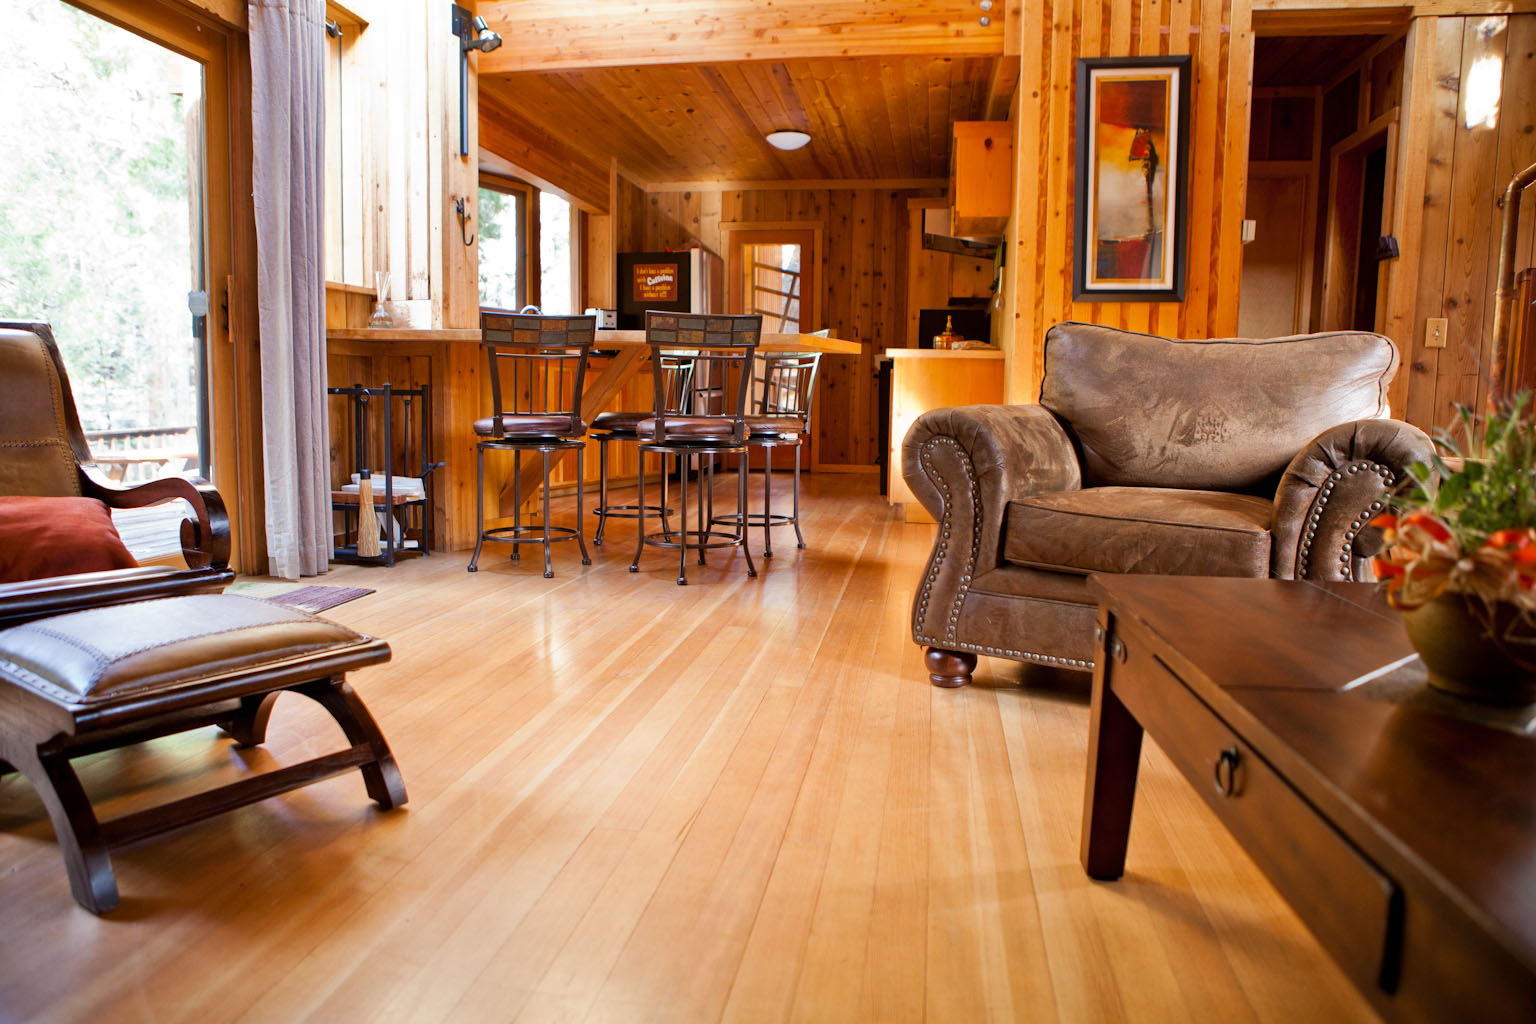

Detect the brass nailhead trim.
[{"left": 1298, "top": 460, "right": 1394, "bottom": 583}]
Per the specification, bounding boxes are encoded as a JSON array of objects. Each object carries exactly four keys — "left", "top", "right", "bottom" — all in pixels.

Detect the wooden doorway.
[
  {"left": 1321, "top": 116, "right": 1398, "bottom": 332},
  {"left": 1240, "top": 165, "right": 1316, "bottom": 337},
  {"left": 724, "top": 222, "right": 825, "bottom": 469},
  {"left": 1241, "top": 32, "right": 1405, "bottom": 339},
  {"left": 726, "top": 227, "right": 820, "bottom": 333}
]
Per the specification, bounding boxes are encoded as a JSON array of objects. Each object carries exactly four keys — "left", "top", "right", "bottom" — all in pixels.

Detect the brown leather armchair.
[
  {"left": 902, "top": 322, "right": 1435, "bottom": 687},
  {"left": 0, "top": 320, "right": 229, "bottom": 583}
]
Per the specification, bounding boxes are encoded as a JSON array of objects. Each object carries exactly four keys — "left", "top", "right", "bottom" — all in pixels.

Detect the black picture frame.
[{"left": 1072, "top": 55, "right": 1191, "bottom": 302}]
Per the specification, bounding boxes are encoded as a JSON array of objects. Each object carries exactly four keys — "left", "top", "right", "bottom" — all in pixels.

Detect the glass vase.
[{"left": 368, "top": 270, "right": 394, "bottom": 328}]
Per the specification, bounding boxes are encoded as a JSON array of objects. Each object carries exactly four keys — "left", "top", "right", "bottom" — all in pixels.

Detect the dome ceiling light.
[{"left": 765, "top": 130, "right": 811, "bottom": 151}]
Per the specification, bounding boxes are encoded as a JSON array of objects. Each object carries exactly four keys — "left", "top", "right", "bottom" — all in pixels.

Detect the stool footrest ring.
[{"left": 480, "top": 524, "right": 584, "bottom": 545}]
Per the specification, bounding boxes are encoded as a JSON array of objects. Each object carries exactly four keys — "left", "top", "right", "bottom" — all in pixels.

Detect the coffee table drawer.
[{"left": 1113, "top": 645, "right": 1401, "bottom": 995}]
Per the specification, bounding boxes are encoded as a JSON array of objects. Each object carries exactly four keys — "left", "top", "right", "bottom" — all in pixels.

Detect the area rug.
[{"left": 227, "top": 580, "right": 376, "bottom": 614}]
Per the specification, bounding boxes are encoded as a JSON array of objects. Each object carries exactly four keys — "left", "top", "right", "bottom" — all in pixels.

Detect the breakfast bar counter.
[{"left": 326, "top": 326, "right": 859, "bottom": 551}]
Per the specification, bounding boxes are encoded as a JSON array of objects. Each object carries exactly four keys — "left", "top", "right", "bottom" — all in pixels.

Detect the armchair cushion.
[
  {"left": 1040, "top": 322, "right": 1398, "bottom": 491},
  {"left": 1002, "top": 487, "right": 1273, "bottom": 578},
  {"left": 0, "top": 496, "right": 137, "bottom": 584}
]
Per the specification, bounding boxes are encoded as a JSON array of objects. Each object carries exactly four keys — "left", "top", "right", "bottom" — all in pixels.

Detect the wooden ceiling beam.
[
  {"left": 475, "top": 0, "right": 1006, "bottom": 73},
  {"left": 478, "top": 90, "right": 611, "bottom": 213}
]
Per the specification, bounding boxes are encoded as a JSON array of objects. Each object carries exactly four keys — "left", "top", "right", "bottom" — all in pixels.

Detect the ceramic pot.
[{"left": 1400, "top": 594, "right": 1536, "bottom": 704}]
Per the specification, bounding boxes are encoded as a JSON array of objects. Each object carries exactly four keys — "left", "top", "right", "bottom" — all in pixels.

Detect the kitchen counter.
[{"left": 884, "top": 346, "right": 1006, "bottom": 523}]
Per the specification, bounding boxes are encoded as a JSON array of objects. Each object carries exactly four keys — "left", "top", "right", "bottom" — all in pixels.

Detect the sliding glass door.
[{"left": 0, "top": 0, "right": 209, "bottom": 483}]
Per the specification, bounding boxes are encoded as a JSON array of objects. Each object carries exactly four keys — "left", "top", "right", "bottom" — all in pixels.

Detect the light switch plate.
[{"left": 1426, "top": 317, "right": 1448, "bottom": 349}]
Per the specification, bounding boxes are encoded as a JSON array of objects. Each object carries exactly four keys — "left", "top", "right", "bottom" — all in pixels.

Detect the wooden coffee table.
[{"left": 1081, "top": 576, "right": 1536, "bottom": 1023}]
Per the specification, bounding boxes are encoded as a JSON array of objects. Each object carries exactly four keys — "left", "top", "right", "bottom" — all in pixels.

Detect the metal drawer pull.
[
  {"left": 1213, "top": 746, "right": 1241, "bottom": 796},
  {"left": 1110, "top": 638, "right": 1128, "bottom": 662}
]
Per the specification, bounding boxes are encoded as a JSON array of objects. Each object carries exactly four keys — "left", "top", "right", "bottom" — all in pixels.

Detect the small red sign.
[{"left": 633, "top": 263, "right": 678, "bottom": 302}]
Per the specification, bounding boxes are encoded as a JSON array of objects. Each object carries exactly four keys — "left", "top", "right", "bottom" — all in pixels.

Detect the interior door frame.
[
  {"left": 722, "top": 220, "right": 830, "bottom": 470},
  {"left": 1243, "top": 161, "right": 1319, "bottom": 335},
  {"left": 721, "top": 220, "right": 825, "bottom": 333},
  {"left": 1321, "top": 109, "right": 1399, "bottom": 333}
]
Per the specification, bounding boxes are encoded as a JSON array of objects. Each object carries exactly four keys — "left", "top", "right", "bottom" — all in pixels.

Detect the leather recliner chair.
[{"left": 901, "top": 322, "right": 1435, "bottom": 687}]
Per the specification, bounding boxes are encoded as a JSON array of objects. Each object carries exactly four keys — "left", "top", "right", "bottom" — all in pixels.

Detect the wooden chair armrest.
[{"left": 78, "top": 469, "right": 231, "bottom": 570}]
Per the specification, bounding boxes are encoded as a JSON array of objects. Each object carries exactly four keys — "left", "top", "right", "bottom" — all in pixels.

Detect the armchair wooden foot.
[{"left": 925, "top": 647, "right": 977, "bottom": 688}]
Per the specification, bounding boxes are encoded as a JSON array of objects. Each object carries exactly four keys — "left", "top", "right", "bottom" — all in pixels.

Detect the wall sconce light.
[
  {"left": 765, "top": 130, "right": 811, "bottom": 151},
  {"left": 452, "top": 4, "right": 502, "bottom": 157}
]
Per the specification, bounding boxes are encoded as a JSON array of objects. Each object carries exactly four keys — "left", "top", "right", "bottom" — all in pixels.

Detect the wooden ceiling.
[
  {"left": 474, "top": 0, "right": 1013, "bottom": 210},
  {"left": 1253, "top": 35, "right": 1386, "bottom": 87},
  {"left": 480, "top": 57, "right": 1005, "bottom": 193}
]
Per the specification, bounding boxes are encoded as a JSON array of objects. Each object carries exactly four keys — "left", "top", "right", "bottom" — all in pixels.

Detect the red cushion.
[{"left": 0, "top": 496, "right": 138, "bottom": 584}]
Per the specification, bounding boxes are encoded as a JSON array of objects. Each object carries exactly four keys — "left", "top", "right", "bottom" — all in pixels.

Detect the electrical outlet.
[{"left": 1426, "top": 318, "right": 1448, "bottom": 349}]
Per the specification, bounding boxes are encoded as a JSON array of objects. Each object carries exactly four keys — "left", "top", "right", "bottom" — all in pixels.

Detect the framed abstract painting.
[{"left": 1073, "top": 56, "right": 1191, "bottom": 302}]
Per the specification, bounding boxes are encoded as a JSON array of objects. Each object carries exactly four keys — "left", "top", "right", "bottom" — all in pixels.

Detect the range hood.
[
  {"left": 919, "top": 206, "right": 998, "bottom": 259},
  {"left": 922, "top": 232, "right": 997, "bottom": 258}
]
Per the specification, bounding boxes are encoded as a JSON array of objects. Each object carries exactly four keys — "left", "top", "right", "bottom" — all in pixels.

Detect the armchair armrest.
[
  {"left": 902, "top": 405, "right": 1081, "bottom": 650},
  {"left": 1271, "top": 418, "right": 1434, "bottom": 582},
  {"left": 78, "top": 468, "right": 231, "bottom": 571}
]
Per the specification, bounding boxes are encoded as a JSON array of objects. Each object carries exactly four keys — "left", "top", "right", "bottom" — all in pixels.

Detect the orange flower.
[{"left": 1484, "top": 528, "right": 1536, "bottom": 593}]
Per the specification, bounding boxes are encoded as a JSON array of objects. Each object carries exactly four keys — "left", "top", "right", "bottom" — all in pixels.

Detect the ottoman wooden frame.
[{"left": 0, "top": 580, "right": 407, "bottom": 914}]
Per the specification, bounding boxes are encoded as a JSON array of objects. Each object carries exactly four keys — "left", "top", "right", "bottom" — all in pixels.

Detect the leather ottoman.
[{"left": 0, "top": 593, "right": 406, "bottom": 913}]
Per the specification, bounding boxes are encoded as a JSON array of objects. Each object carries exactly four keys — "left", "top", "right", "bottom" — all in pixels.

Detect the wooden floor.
[{"left": 0, "top": 474, "right": 1376, "bottom": 1023}]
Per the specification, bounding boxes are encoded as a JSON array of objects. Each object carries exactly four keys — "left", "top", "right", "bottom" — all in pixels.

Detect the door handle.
[{"left": 1213, "top": 746, "right": 1241, "bottom": 797}]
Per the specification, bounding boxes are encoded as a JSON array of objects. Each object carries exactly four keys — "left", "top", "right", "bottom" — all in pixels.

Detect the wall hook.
[{"left": 454, "top": 196, "right": 475, "bottom": 246}]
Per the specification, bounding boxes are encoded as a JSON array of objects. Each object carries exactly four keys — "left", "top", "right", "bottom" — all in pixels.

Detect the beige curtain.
[{"left": 249, "top": 0, "right": 328, "bottom": 578}]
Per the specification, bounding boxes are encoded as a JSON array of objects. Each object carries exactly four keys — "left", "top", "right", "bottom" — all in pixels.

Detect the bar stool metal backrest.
[
  {"left": 642, "top": 311, "right": 760, "bottom": 444},
  {"left": 752, "top": 351, "right": 821, "bottom": 425},
  {"left": 480, "top": 312, "right": 596, "bottom": 434}
]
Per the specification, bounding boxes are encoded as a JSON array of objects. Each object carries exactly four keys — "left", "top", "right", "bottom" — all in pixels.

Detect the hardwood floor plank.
[{"left": 0, "top": 475, "right": 1377, "bottom": 1023}]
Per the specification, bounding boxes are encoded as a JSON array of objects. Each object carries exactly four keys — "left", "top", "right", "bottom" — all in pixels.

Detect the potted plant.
[{"left": 1372, "top": 392, "right": 1536, "bottom": 703}]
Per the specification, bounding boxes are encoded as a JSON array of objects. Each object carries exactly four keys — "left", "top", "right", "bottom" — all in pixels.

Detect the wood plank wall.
[
  {"left": 326, "top": 0, "right": 479, "bottom": 330},
  {"left": 607, "top": 183, "right": 940, "bottom": 469},
  {"left": 1000, "top": 0, "right": 1255, "bottom": 403},
  {"left": 1382, "top": 13, "right": 1536, "bottom": 429}
]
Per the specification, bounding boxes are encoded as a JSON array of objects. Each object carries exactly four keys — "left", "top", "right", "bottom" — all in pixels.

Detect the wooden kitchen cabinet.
[{"left": 949, "top": 121, "right": 1012, "bottom": 239}]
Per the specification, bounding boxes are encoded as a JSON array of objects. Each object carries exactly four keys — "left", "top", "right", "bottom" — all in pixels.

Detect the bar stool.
[
  {"left": 589, "top": 353, "right": 695, "bottom": 546},
  {"left": 714, "top": 351, "right": 822, "bottom": 557},
  {"left": 630, "top": 312, "right": 761, "bottom": 585},
  {"left": 468, "top": 313, "right": 595, "bottom": 578}
]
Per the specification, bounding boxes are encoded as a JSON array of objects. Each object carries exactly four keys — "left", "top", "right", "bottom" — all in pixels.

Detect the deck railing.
[{"left": 84, "top": 425, "right": 199, "bottom": 483}]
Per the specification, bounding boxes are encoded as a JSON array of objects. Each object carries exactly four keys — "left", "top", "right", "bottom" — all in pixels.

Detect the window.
[
  {"left": 741, "top": 243, "right": 803, "bottom": 332},
  {"left": 539, "top": 192, "right": 574, "bottom": 314},
  {"left": 0, "top": 0, "right": 207, "bottom": 480},
  {"left": 726, "top": 226, "right": 821, "bottom": 332},
  {"left": 478, "top": 180, "right": 578, "bottom": 314},
  {"left": 479, "top": 181, "right": 528, "bottom": 310}
]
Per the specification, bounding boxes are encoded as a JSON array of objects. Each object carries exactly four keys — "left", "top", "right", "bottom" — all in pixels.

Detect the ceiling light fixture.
[{"left": 766, "top": 130, "right": 811, "bottom": 151}]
